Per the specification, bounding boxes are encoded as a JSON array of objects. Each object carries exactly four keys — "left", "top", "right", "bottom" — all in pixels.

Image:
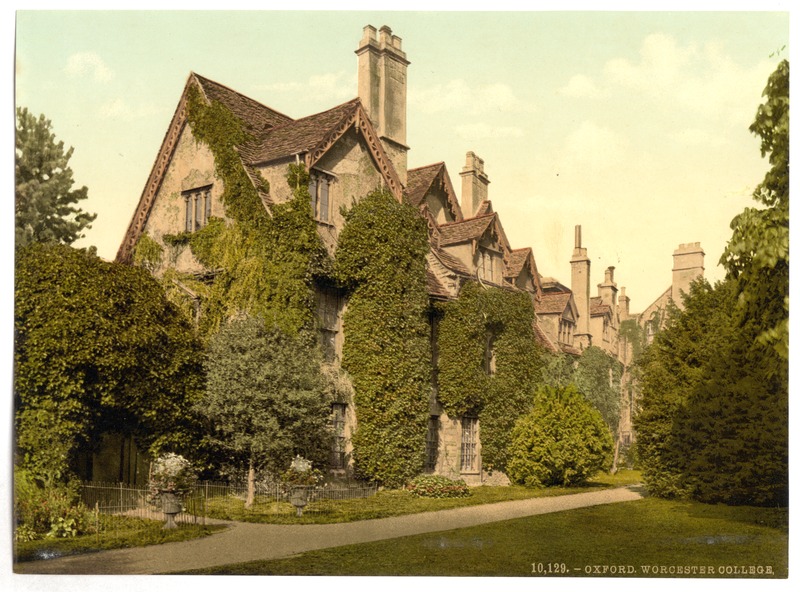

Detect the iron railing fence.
[{"left": 80, "top": 479, "right": 379, "bottom": 528}]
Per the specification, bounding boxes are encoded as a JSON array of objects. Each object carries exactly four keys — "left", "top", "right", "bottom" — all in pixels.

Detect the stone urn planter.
[
  {"left": 160, "top": 490, "right": 183, "bottom": 529},
  {"left": 289, "top": 486, "right": 310, "bottom": 517}
]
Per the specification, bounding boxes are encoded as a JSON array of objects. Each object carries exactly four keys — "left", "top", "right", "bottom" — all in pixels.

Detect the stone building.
[{"left": 115, "top": 23, "right": 697, "bottom": 484}]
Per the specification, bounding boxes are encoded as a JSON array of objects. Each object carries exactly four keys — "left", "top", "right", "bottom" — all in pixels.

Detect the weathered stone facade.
[{"left": 116, "top": 23, "right": 701, "bottom": 485}]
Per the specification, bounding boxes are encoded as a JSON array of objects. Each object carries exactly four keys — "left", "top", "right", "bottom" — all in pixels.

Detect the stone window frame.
[
  {"left": 309, "top": 169, "right": 336, "bottom": 225},
  {"left": 424, "top": 415, "right": 440, "bottom": 472},
  {"left": 183, "top": 185, "right": 212, "bottom": 233},
  {"left": 329, "top": 403, "right": 347, "bottom": 469},
  {"left": 460, "top": 416, "right": 479, "bottom": 474},
  {"left": 317, "top": 290, "right": 342, "bottom": 363}
]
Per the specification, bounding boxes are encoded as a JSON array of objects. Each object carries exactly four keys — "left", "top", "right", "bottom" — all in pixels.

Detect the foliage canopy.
[
  {"left": 15, "top": 107, "right": 96, "bottom": 247},
  {"left": 506, "top": 385, "right": 613, "bottom": 487},
  {"left": 201, "top": 315, "right": 333, "bottom": 479},
  {"left": 14, "top": 243, "right": 204, "bottom": 485}
]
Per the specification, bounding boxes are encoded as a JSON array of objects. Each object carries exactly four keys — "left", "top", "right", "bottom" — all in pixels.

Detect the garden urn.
[
  {"left": 289, "top": 486, "right": 309, "bottom": 517},
  {"left": 161, "top": 491, "right": 182, "bottom": 529}
]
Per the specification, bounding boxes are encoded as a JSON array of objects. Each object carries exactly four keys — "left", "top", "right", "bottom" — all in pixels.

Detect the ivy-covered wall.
[
  {"left": 435, "top": 281, "right": 545, "bottom": 473},
  {"left": 134, "top": 85, "right": 330, "bottom": 341},
  {"left": 335, "top": 188, "right": 432, "bottom": 488}
]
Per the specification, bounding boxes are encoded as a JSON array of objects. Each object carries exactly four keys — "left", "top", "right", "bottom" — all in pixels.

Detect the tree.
[
  {"left": 539, "top": 346, "right": 622, "bottom": 435},
  {"left": 201, "top": 316, "right": 332, "bottom": 507},
  {"left": 14, "top": 243, "right": 204, "bottom": 486},
  {"left": 15, "top": 108, "right": 96, "bottom": 247},
  {"left": 633, "top": 280, "right": 726, "bottom": 498},
  {"left": 720, "top": 59, "right": 789, "bottom": 360},
  {"left": 634, "top": 278, "right": 788, "bottom": 506},
  {"left": 506, "top": 385, "right": 613, "bottom": 487}
]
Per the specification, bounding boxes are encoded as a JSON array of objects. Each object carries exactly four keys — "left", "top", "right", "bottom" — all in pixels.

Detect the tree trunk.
[{"left": 245, "top": 457, "right": 255, "bottom": 509}]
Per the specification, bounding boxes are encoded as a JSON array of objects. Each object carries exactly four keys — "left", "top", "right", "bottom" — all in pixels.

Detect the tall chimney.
[
  {"left": 459, "top": 151, "right": 490, "bottom": 218},
  {"left": 598, "top": 266, "right": 618, "bottom": 307},
  {"left": 356, "top": 25, "right": 409, "bottom": 185},
  {"left": 672, "top": 242, "right": 705, "bottom": 309},
  {"left": 570, "top": 225, "right": 591, "bottom": 349}
]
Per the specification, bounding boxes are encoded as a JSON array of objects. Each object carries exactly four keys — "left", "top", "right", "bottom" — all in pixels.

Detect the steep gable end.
[{"left": 406, "top": 162, "right": 464, "bottom": 222}]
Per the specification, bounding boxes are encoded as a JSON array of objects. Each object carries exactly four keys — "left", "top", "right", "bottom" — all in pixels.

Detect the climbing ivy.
[
  {"left": 335, "top": 188, "right": 432, "bottom": 488},
  {"left": 132, "top": 231, "right": 163, "bottom": 274},
  {"left": 435, "top": 281, "right": 545, "bottom": 472},
  {"left": 177, "top": 85, "right": 329, "bottom": 339}
]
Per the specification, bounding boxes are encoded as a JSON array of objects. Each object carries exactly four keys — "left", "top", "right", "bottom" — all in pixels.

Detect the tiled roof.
[
  {"left": 426, "top": 269, "right": 451, "bottom": 299},
  {"left": 240, "top": 99, "right": 361, "bottom": 165},
  {"left": 431, "top": 246, "right": 471, "bottom": 277},
  {"left": 538, "top": 292, "right": 572, "bottom": 315},
  {"left": 438, "top": 213, "right": 496, "bottom": 246},
  {"left": 590, "top": 296, "right": 612, "bottom": 317},
  {"left": 194, "top": 73, "right": 293, "bottom": 131},
  {"left": 505, "top": 247, "right": 531, "bottom": 278},
  {"left": 406, "top": 163, "right": 444, "bottom": 207}
]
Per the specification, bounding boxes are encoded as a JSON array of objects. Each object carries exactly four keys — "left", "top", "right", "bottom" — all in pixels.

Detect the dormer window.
[
  {"left": 309, "top": 171, "right": 334, "bottom": 223},
  {"left": 183, "top": 185, "right": 212, "bottom": 232}
]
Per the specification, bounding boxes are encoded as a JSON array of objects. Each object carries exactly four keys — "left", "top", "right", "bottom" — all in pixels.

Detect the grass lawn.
[
  {"left": 14, "top": 516, "right": 227, "bottom": 563},
  {"left": 181, "top": 497, "right": 788, "bottom": 578},
  {"left": 202, "top": 469, "right": 642, "bottom": 524}
]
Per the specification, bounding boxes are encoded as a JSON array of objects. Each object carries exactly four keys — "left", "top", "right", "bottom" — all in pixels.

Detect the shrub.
[
  {"left": 407, "top": 475, "right": 471, "bottom": 498},
  {"left": 14, "top": 468, "right": 90, "bottom": 540},
  {"left": 507, "top": 385, "right": 613, "bottom": 488}
]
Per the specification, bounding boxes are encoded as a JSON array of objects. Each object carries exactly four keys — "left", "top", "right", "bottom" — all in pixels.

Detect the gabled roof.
[
  {"left": 538, "top": 291, "right": 573, "bottom": 315},
  {"left": 437, "top": 213, "right": 497, "bottom": 247},
  {"left": 193, "top": 73, "right": 294, "bottom": 131},
  {"left": 406, "top": 162, "right": 463, "bottom": 221},
  {"left": 116, "top": 73, "right": 404, "bottom": 263},
  {"left": 590, "top": 296, "right": 613, "bottom": 318},
  {"left": 504, "top": 247, "right": 543, "bottom": 299},
  {"left": 240, "top": 99, "right": 361, "bottom": 164}
]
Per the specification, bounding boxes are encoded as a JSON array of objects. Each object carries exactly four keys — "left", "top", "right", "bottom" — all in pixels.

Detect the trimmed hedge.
[{"left": 407, "top": 475, "right": 470, "bottom": 498}]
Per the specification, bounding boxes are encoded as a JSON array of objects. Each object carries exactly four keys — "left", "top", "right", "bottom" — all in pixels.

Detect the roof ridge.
[{"left": 191, "top": 72, "right": 295, "bottom": 124}]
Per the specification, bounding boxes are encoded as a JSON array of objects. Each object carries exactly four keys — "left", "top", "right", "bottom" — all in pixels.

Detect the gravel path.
[{"left": 14, "top": 485, "right": 645, "bottom": 575}]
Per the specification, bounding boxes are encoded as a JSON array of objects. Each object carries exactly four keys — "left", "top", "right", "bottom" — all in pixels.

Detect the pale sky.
[
  {"left": 4, "top": 7, "right": 797, "bottom": 591},
  {"left": 10, "top": 8, "right": 790, "bottom": 311}
]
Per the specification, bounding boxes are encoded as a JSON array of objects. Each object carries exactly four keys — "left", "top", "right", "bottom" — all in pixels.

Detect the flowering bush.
[
  {"left": 148, "top": 453, "right": 197, "bottom": 505},
  {"left": 281, "top": 455, "right": 324, "bottom": 488},
  {"left": 407, "top": 475, "right": 471, "bottom": 498}
]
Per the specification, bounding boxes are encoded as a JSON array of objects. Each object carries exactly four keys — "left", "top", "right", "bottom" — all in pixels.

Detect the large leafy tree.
[
  {"left": 720, "top": 59, "right": 789, "bottom": 360},
  {"left": 15, "top": 108, "right": 96, "bottom": 247},
  {"left": 635, "top": 279, "right": 788, "bottom": 506},
  {"left": 633, "top": 280, "right": 736, "bottom": 499},
  {"left": 14, "top": 243, "right": 204, "bottom": 485},
  {"left": 201, "top": 315, "right": 332, "bottom": 507}
]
